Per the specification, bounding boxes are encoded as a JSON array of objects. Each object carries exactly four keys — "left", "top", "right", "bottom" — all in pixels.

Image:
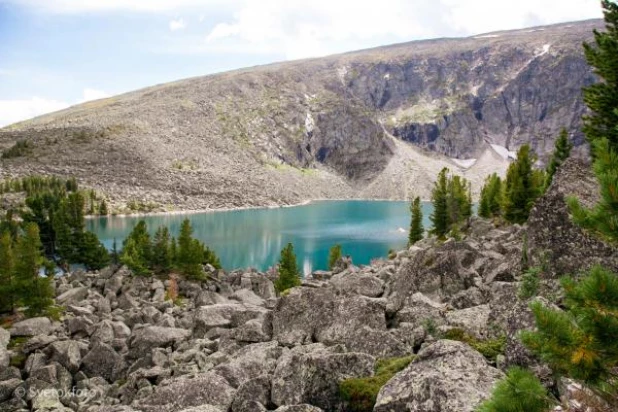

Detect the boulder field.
[{"left": 0, "top": 157, "right": 616, "bottom": 412}]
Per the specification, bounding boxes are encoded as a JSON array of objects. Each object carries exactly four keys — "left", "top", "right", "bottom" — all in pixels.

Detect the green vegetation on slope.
[{"left": 339, "top": 356, "right": 415, "bottom": 412}]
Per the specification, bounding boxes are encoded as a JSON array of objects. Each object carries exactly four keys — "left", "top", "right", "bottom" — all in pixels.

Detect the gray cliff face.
[{"left": 0, "top": 20, "right": 601, "bottom": 210}]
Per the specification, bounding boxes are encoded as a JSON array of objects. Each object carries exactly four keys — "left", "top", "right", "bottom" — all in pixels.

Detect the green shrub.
[
  {"left": 2, "top": 140, "right": 33, "bottom": 159},
  {"left": 518, "top": 267, "right": 541, "bottom": 300},
  {"left": 442, "top": 328, "right": 506, "bottom": 363},
  {"left": 9, "top": 353, "right": 27, "bottom": 368},
  {"left": 521, "top": 266, "right": 618, "bottom": 388},
  {"left": 476, "top": 367, "right": 555, "bottom": 412},
  {"left": 339, "top": 356, "right": 415, "bottom": 412}
]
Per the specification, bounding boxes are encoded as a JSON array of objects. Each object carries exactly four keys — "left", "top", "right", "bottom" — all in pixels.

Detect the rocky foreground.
[{"left": 0, "top": 157, "right": 617, "bottom": 412}]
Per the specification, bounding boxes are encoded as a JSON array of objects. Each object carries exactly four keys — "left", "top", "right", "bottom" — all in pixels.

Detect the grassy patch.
[
  {"left": 7, "top": 337, "right": 28, "bottom": 350},
  {"left": 44, "top": 305, "right": 65, "bottom": 322},
  {"left": 2, "top": 140, "right": 34, "bottom": 159},
  {"left": 10, "top": 353, "right": 27, "bottom": 368},
  {"left": 442, "top": 328, "right": 506, "bottom": 363},
  {"left": 339, "top": 356, "right": 414, "bottom": 412}
]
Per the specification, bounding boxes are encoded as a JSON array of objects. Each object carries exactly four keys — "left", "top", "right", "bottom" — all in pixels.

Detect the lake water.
[{"left": 86, "top": 200, "right": 433, "bottom": 274}]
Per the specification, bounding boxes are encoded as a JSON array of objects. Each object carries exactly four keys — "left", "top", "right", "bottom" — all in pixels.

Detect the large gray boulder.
[
  {"left": 10, "top": 317, "right": 53, "bottom": 337},
  {"left": 132, "top": 372, "right": 236, "bottom": 412},
  {"left": 272, "top": 287, "right": 386, "bottom": 347},
  {"left": 386, "top": 242, "right": 481, "bottom": 312},
  {"left": 374, "top": 340, "right": 504, "bottom": 412},
  {"left": 0, "top": 378, "right": 22, "bottom": 402},
  {"left": 230, "top": 374, "right": 272, "bottom": 412},
  {"left": 213, "top": 341, "right": 283, "bottom": 388},
  {"left": 329, "top": 271, "right": 385, "bottom": 297},
  {"left": 271, "top": 344, "right": 374, "bottom": 411},
  {"left": 56, "top": 287, "right": 89, "bottom": 305},
  {"left": 81, "top": 342, "right": 127, "bottom": 382},
  {"left": 128, "top": 326, "right": 191, "bottom": 359},
  {"left": 193, "top": 304, "right": 266, "bottom": 337},
  {"left": 46, "top": 340, "right": 82, "bottom": 373}
]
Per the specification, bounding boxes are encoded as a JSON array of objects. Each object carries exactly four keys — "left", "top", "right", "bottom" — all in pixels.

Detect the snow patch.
[
  {"left": 337, "top": 66, "right": 348, "bottom": 84},
  {"left": 490, "top": 144, "right": 517, "bottom": 160},
  {"left": 451, "top": 158, "right": 477, "bottom": 169},
  {"left": 305, "top": 112, "right": 315, "bottom": 135},
  {"left": 474, "top": 34, "right": 500, "bottom": 39},
  {"left": 536, "top": 44, "right": 551, "bottom": 57},
  {"left": 384, "top": 73, "right": 390, "bottom": 80}
]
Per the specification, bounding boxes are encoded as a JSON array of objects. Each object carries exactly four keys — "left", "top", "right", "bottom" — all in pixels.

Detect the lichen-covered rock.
[
  {"left": 374, "top": 340, "right": 504, "bottom": 412},
  {"left": 272, "top": 287, "right": 386, "bottom": 347},
  {"left": 329, "top": 271, "right": 385, "bottom": 297},
  {"left": 231, "top": 374, "right": 272, "bottom": 412},
  {"left": 0, "top": 378, "right": 21, "bottom": 402},
  {"left": 56, "top": 287, "right": 89, "bottom": 305},
  {"left": 10, "top": 317, "right": 53, "bottom": 337},
  {"left": 445, "top": 304, "right": 491, "bottom": 339},
  {"left": 45, "top": 340, "right": 82, "bottom": 374},
  {"left": 527, "top": 157, "right": 618, "bottom": 277},
  {"left": 193, "top": 304, "right": 266, "bottom": 337},
  {"left": 81, "top": 342, "right": 127, "bottom": 382},
  {"left": 128, "top": 326, "right": 191, "bottom": 359},
  {"left": 212, "top": 341, "right": 283, "bottom": 388},
  {"left": 271, "top": 344, "right": 374, "bottom": 410},
  {"left": 132, "top": 372, "right": 236, "bottom": 412},
  {"left": 387, "top": 242, "right": 480, "bottom": 312}
]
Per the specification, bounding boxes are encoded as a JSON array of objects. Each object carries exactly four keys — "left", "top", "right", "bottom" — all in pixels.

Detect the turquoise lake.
[{"left": 86, "top": 200, "right": 433, "bottom": 274}]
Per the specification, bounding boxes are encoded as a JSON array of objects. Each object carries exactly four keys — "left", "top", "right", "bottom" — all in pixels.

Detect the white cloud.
[
  {"left": 79, "top": 88, "right": 111, "bottom": 103},
  {"left": 202, "top": 0, "right": 602, "bottom": 60},
  {"left": 2, "top": 0, "right": 231, "bottom": 13},
  {"left": 0, "top": 97, "right": 69, "bottom": 127},
  {"left": 169, "top": 18, "right": 187, "bottom": 31},
  {"left": 0, "top": 88, "right": 111, "bottom": 128}
]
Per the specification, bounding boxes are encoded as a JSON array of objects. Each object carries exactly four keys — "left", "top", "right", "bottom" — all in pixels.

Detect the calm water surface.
[{"left": 86, "top": 200, "right": 433, "bottom": 274}]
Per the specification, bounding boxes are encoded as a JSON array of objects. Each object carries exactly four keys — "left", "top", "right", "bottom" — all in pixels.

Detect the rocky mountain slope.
[
  {"left": 0, "top": 20, "right": 600, "bottom": 211},
  {"left": 1, "top": 156, "right": 616, "bottom": 412}
]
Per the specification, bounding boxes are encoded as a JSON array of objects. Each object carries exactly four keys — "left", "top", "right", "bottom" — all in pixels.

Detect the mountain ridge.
[{"left": 0, "top": 19, "right": 602, "bottom": 213}]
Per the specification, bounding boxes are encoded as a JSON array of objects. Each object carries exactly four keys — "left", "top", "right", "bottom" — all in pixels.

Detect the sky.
[{"left": 0, "top": 0, "right": 604, "bottom": 127}]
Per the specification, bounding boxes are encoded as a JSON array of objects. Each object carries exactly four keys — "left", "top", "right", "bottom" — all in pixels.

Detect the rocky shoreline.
[{"left": 0, "top": 158, "right": 616, "bottom": 412}]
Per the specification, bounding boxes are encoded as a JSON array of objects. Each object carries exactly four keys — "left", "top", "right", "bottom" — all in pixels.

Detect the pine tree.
[
  {"left": 408, "top": 197, "right": 424, "bottom": 245},
  {"left": 430, "top": 168, "right": 449, "bottom": 238},
  {"left": 477, "top": 367, "right": 555, "bottom": 412},
  {"left": 14, "top": 223, "right": 54, "bottom": 317},
  {"left": 203, "top": 245, "right": 221, "bottom": 270},
  {"left": 568, "top": 138, "right": 618, "bottom": 243},
  {"left": 0, "top": 231, "right": 16, "bottom": 313},
  {"left": 582, "top": 0, "right": 618, "bottom": 154},
  {"left": 121, "top": 221, "right": 152, "bottom": 276},
  {"left": 275, "top": 243, "right": 301, "bottom": 293},
  {"left": 175, "top": 219, "right": 205, "bottom": 280},
  {"left": 328, "top": 244, "right": 343, "bottom": 270},
  {"left": 79, "top": 231, "right": 110, "bottom": 270},
  {"left": 120, "top": 237, "right": 150, "bottom": 276},
  {"left": 99, "top": 199, "right": 109, "bottom": 216},
  {"left": 112, "top": 238, "right": 119, "bottom": 265},
  {"left": 152, "top": 226, "right": 172, "bottom": 275},
  {"left": 503, "top": 145, "right": 542, "bottom": 224},
  {"left": 545, "top": 129, "right": 573, "bottom": 189},
  {"left": 521, "top": 266, "right": 618, "bottom": 389}
]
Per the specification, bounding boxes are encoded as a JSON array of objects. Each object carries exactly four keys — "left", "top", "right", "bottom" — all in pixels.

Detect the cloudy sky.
[{"left": 0, "top": 0, "right": 603, "bottom": 127}]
